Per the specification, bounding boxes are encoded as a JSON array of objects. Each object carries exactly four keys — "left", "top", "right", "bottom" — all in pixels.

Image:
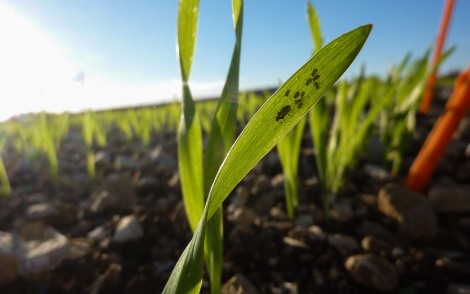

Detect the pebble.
[
  {"left": 90, "top": 174, "right": 135, "bottom": 213},
  {"left": 294, "top": 214, "right": 314, "bottom": 227},
  {"left": 19, "top": 222, "right": 70, "bottom": 275},
  {"left": 87, "top": 225, "right": 109, "bottom": 242},
  {"left": 364, "top": 137, "right": 386, "bottom": 164},
  {"left": 345, "top": 253, "right": 397, "bottom": 292},
  {"left": 329, "top": 198, "right": 354, "bottom": 223},
  {"left": 0, "top": 232, "right": 20, "bottom": 285},
  {"left": 113, "top": 154, "right": 142, "bottom": 171},
  {"left": 364, "top": 164, "right": 390, "bottom": 181},
  {"left": 112, "top": 215, "right": 144, "bottom": 243},
  {"left": 283, "top": 237, "right": 309, "bottom": 249},
  {"left": 135, "top": 176, "right": 159, "bottom": 195},
  {"left": 327, "top": 234, "right": 361, "bottom": 256},
  {"left": 307, "top": 225, "right": 326, "bottom": 243},
  {"left": 227, "top": 186, "right": 250, "bottom": 214},
  {"left": 435, "top": 257, "right": 470, "bottom": 277},
  {"left": 378, "top": 183, "right": 438, "bottom": 241},
  {"left": 230, "top": 207, "right": 258, "bottom": 226},
  {"left": 446, "top": 283, "right": 470, "bottom": 294},
  {"left": 250, "top": 174, "right": 271, "bottom": 195},
  {"left": 428, "top": 184, "right": 470, "bottom": 213},
  {"left": 361, "top": 236, "right": 393, "bottom": 254},
  {"left": 26, "top": 203, "right": 57, "bottom": 220},
  {"left": 222, "top": 273, "right": 260, "bottom": 294},
  {"left": 356, "top": 220, "right": 396, "bottom": 242},
  {"left": 89, "top": 263, "right": 122, "bottom": 294}
]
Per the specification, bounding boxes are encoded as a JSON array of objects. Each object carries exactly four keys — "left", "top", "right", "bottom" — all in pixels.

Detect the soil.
[{"left": 0, "top": 87, "right": 469, "bottom": 294}]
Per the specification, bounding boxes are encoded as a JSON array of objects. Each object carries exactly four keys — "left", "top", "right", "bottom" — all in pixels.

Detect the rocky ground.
[{"left": 0, "top": 90, "right": 470, "bottom": 293}]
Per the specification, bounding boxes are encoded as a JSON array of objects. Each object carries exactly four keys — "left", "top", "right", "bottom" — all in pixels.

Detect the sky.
[{"left": 0, "top": 0, "right": 469, "bottom": 122}]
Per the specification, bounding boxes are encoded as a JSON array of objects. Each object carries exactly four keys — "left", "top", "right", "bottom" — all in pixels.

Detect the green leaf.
[
  {"left": 177, "top": 0, "right": 199, "bottom": 80},
  {"left": 307, "top": 1, "right": 323, "bottom": 54},
  {"left": 207, "top": 24, "right": 371, "bottom": 219},
  {"left": 202, "top": 1, "right": 243, "bottom": 292},
  {"left": 177, "top": 0, "right": 204, "bottom": 232},
  {"left": 163, "top": 24, "right": 371, "bottom": 294}
]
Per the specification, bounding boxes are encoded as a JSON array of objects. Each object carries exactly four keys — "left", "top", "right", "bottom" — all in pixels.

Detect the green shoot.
[
  {"left": 0, "top": 138, "right": 11, "bottom": 197},
  {"left": 163, "top": 24, "right": 372, "bottom": 293},
  {"left": 277, "top": 1, "right": 323, "bottom": 220}
]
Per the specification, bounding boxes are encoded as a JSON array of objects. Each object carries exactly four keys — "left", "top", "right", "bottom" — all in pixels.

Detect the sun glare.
[{"left": 0, "top": 3, "right": 82, "bottom": 121}]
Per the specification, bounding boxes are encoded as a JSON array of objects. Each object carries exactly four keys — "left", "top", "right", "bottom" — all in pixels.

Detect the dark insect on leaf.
[
  {"left": 294, "top": 91, "right": 300, "bottom": 99},
  {"left": 311, "top": 68, "right": 318, "bottom": 77},
  {"left": 306, "top": 78, "right": 312, "bottom": 86},
  {"left": 314, "top": 82, "right": 320, "bottom": 89},
  {"left": 285, "top": 89, "right": 291, "bottom": 96},
  {"left": 275, "top": 105, "right": 292, "bottom": 122}
]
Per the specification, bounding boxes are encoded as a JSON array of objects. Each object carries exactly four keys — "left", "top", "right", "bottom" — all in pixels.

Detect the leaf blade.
[{"left": 207, "top": 24, "right": 372, "bottom": 219}]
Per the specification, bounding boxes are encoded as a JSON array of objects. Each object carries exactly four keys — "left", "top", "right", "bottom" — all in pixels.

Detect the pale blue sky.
[{"left": 0, "top": 1, "right": 469, "bottom": 121}]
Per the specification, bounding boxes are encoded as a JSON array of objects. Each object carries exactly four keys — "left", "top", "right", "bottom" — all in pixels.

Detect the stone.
[
  {"left": 227, "top": 186, "right": 250, "bottom": 214},
  {"left": 327, "top": 234, "right": 361, "bottom": 256},
  {"left": 0, "top": 232, "right": 20, "bottom": 285},
  {"left": 307, "top": 225, "right": 326, "bottom": 243},
  {"left": 294, "top": 214, "right": 314, "bottom": 227},
  {"left": 378, "top": 183, "right": 438, "bottom": 241},
  {"left": 90, "top": 174, "right": 135, "bottom": 213},
  {"left": 361, "top": 236, "right": 393, "bottom": 254},
  {"left": 435, "top": 257, "right": 470, "bottom": 277},
  {"left": 136, "top": 176, "right": 159, "bottom": 195},
  {"left": 428, "top": 185, "right": 470, "bottom": 213},
  {"left": 26, "top": 203, "right": 57, "bottom": 220},
  {"left": 283, "top": 237, "right": 309, "bottom": 249},
  {"left": 222, "top": 273, "right": 260, "bottom": 294},
  {"left": 89, "top": 263, "right": 122, "bottom": 294},
  {"left": 229, "top": 208, "right": 258, "bottom": 226},
  {"left": 113, "top": 215, "right": 144, "bottom": 243},
  {"left": 329, "top": 198, "right": 354, "bottom": 223},
  {"left": 364, "top": 137, "right": 386, "bottom": 164},
  {"left": 345, "top": 254, "right": 397, "bottom": 292},
  {"left": 150, "top": 146, "right": 177, "bottom": 172},
  {"left": 113, "top": 154, "right": 142, "bottom": 171},
  {"left": 446, "top": 283, "right": 470, "bottom": 294},
  {"left": 19, "top": 222, "right": 69, "bottom": 275},
  {"left": 87, "top": 225, "right": 109, "bottom": 242},
  {"left": 356, "top": 220, "right": 396, "bottom": 242},
  {"left": 250, "top": 174, "right": 271, "bottom": 195},
  {"left": 94, "top": 151, "right": 112, "bottom": 170},
  {"left": 364, "top": 164, "right": 390, "bottom": 181}
]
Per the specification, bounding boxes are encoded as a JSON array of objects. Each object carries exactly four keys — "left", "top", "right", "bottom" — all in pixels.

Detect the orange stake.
[
  {"left": 419, "top": 0, "right": 455, "bottom": 114},
  {"left": 407, "top": 65, "right": 470, "bottom": 192}
]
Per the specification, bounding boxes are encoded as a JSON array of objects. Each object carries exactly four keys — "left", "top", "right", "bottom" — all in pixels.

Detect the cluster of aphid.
[{"left": 275, "top": 68, "right": 321, "bottom": 123}]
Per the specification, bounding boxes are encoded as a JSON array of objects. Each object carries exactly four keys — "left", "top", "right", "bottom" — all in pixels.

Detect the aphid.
[
  {"left": 275, "top": 105, "right": 292, "bottom": 122},
  {"left": 312, "top": 74, "right": 320, "bottom": 81},
  {"left": 306, "top": 78, "right": 313, "bottom": 86},
  {"left": 294, "top": 98, "right": 303, "bottom": 109},
  {"left": 300, "top": 91, "right": 305, "bottom": 98},
  {"left": 311, "top": 68, "right": 318, "bottom": 77},
  {"left": 294, "top": 91, "right": 300, "bottom": 99},
  {"left": 285, "top": 89, "right": 291, "bottom": 96},
  {"left": 314, "top": 82, "right": 320, "bottom": 89}
]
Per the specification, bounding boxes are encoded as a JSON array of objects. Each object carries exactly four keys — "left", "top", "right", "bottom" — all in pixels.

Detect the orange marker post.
[
  {"left": 419, "top": 0, "right": 455, "bottom": 114},
  {"left": 407, "top": 65, "right": 470, "bottom": 192}
]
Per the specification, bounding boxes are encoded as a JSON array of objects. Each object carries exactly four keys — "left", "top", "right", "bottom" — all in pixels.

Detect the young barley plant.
[
  {"left": 378, "top": 49, "right": 453, "bottom": 174},
  {"left": 176, "top": 0, "right": 243, "bottom": 292},
  {"left": 0, "top": 138, "right": 11, "bottom": 197},
  {"left": 277, "top": 1, "right": 323, "bottom": 220},
  {"left": 164, "top": 24, "right": 372, "bottom": 294}
]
